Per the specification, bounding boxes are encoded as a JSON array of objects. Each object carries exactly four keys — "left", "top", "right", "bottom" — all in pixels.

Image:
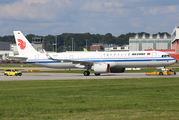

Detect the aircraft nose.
[
  {"left": 170, "top": 59, "right": 176, "bottom": 65},
  {"left": 173, "top": 60, "right": 177, "bottom": 64}
]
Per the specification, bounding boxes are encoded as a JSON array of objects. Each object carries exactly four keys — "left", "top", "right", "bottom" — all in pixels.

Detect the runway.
[{"left": 0, "top": 72, "right": 179, "bottom": 81}]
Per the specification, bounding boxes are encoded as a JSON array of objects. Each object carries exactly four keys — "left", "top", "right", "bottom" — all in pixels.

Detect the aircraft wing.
[{"left": 43, "top": 49, "right": 93, "bottom": 65}]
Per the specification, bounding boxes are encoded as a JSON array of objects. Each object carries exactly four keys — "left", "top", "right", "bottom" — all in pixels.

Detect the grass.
[
  {"left": 125, "top": 68, "right": 179, "bottom": 73},
  {"left": 0, "top": 64, "right": 39, "bottom": 67},
  {"left": 1, "top": 78, "right": 179, "bottom": 119},
  {"left": 1, "top": 68, "right": 179, "bottom": 73},
  {"left": 19, "top": 68, "right": 178, "bottom": 73}
]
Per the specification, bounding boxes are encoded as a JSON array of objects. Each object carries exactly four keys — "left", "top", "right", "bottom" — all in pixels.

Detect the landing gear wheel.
[
  {"left": 159, "top": 72, "right": 163, "bottom": 75},
  {"left": 83, "top": 71, "right": 90, "bottom": 76},
  {"left": 94, "top": 73, "right": 101, "bottom": 76}
]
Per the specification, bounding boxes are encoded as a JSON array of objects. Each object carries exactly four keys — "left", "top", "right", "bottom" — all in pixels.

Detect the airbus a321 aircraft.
[{"left": 10, "top": 31, "right": 176, "bottom": 76}]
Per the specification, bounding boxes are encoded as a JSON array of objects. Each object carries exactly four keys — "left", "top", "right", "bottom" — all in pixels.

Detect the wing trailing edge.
[{"left": 43, "top": 49, "right": 93, "bottom": 64}]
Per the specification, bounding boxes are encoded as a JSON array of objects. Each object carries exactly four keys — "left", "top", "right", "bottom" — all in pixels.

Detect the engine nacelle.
[
  {"left": 91, "top": 63, "right": 110, "bottom": 73},
  {"left": 110, "top": 67, "right": 125, "bottom": 73}
]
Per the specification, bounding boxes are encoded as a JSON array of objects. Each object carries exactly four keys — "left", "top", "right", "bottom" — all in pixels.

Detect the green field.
[
  {"left": 0, "top": 64, "right": 39, "bottom": 67},
  {"left": 1, "top": 78, "right": 179, "bottom": 120},
  {"left": 27, "top": 68, "right": 179, "bottom": 73}
]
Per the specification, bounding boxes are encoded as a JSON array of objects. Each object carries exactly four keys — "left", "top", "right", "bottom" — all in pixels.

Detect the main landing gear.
[
  {"left": 83, "top": 71, "right": 90, "bottom": 76},
  {"left": 83, "top": 71, "right": 101, "bottom": 76},
  {"left": 83, "top": 64, "right": 101, "bottom": 76}
]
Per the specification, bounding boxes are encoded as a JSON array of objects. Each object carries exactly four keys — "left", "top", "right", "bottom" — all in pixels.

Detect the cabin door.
[
  {"left": 152, "top": 52, "right": 157, "bottom": 61},
  {"left": 35, "top": 54, "right": 39, "bottom": 63}
]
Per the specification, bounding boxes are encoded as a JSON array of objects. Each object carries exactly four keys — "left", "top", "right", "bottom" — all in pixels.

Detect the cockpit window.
[{"left": 162, "top": 55, "right": 170, "bottom": 57}]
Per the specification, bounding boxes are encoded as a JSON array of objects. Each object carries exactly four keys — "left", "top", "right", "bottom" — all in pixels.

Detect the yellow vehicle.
[
  {"left": 146, "top": 68, "right": 176, "bottom": 75},
  {"left": 4, "top": 69, "right": 22, "bottom": 76}
]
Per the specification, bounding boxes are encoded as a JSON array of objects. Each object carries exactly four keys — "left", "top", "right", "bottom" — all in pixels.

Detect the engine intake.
[{"left": 91, "top": 63, "right": 110, "bottom": 73}]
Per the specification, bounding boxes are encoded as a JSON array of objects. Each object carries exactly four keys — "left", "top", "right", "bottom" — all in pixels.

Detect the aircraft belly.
[{"left": 115, "top": 60, "right": 173, "bottom": 68}]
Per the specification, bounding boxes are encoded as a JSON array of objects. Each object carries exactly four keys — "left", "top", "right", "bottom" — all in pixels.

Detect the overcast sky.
[{"left": 0, "top": 0, "right": 179, "bottom": 36}]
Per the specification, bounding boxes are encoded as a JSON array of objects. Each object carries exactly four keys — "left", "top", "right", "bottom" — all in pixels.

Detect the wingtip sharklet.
[{"left": 43, "top": 49, "right": 52, "bottom": 59}]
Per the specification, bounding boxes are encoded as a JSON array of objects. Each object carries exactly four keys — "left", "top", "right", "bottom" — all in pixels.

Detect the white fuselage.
[
  {"left": 25, "top": 51, "right": 176, "bottom": 69},
  {"left": 13, "top": 31, "right": 176, "bottom": 76}
]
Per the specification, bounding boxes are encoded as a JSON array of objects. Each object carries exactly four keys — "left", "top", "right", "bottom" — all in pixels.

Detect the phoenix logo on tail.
[{"left": 18, "top": 39, "right": 26, "bottom": 50}]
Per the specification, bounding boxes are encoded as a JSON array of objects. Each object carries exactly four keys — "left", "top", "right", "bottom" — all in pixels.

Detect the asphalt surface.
[{"left": 0, "top": 72, "right": 179, "bottom": 81}]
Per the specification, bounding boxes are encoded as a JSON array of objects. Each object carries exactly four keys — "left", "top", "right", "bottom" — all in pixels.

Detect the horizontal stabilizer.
[{"left": 8, "top": 56, "right": 28, "bottom": 60}]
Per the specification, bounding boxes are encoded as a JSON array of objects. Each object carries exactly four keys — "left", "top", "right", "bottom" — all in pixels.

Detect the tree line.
[{"left": 0, "top": 32, "right": 170, "bottom": 52}]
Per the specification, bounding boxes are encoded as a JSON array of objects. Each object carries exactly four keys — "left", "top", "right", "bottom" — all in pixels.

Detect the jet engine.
[
  {"left": 110, "top": 67, "right": 125, "bottom": 73},
  {"left": 91, "top": 63, "right": 110, "bottom": 73}
]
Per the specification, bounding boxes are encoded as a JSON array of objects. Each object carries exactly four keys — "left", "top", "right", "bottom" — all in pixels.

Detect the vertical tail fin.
[{"left": 13, "top": 31, "right": 37, "bottom": 55}]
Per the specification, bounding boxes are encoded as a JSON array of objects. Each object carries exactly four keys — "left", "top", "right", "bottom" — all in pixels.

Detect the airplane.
[{"left": 10, "top": 31, "right": 176, "bottom": 76}]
